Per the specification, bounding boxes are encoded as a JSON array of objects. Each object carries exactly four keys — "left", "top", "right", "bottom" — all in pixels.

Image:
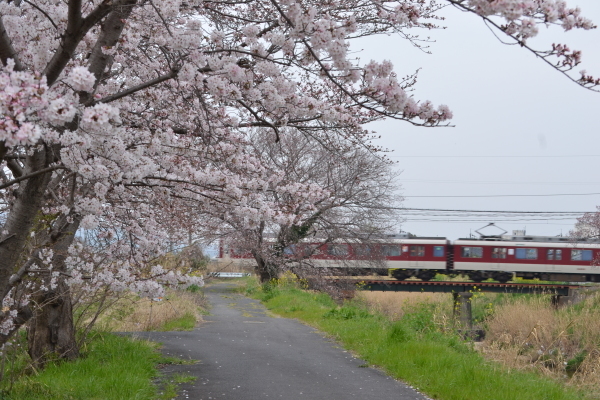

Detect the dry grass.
[
  {"left": 356, "top": 291, "right": 450, "bottom": 321},
  {"left": 97, "top": 289, "right": 207, "bottom": 332},
  {"left": 481, "top": 292, "right": 600, "bottom": 397},
  {"left": 569, "top": 349, "right": 600, "bottom": 394},
  {"left": 356, "top": 288, "right": 600, "bottom": 397}
]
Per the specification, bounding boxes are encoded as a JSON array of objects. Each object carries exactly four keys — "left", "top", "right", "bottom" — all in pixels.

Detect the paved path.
[{"left": 140, "top": 283, "right": 428, "bottom": 399}]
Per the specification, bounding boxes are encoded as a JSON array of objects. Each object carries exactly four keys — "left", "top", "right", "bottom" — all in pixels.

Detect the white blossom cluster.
[
  {"left": 0, "top": 60, "right": 47, "bottom": 146},
  {"left": 467, "top": 0, "right": 595, "bottom": 40}
]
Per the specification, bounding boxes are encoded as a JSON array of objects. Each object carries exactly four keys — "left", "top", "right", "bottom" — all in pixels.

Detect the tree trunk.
[
  {"left": 27, "top": 216, "right": 82, "bottom": 368},
  {"left": 0, "top": 149, "right": 52, "bottom": 299},
  {"left": 253, "top": 253, "right": 278, "bottom": 283},
  {"left": 27, "top": 280, "right": 78, "bottom": 369}
]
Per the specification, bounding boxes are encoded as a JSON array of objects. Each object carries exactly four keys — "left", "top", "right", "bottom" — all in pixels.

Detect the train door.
[
  {"left": 409, "top": 245, "right": 424, "bottom": 268},
  {"left": 491, "top": 247, "right": 507, "bottom": 270},
  {"left": 545, "top": 248, "right": 561, "bottom": 272}
]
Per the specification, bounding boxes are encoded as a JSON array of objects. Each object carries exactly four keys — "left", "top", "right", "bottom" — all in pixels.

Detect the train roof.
[
  {"left": 374, "top": 238, "right": 448, "bottom": 245},
  {"left": 458, "top": 234, "right": 579, "bottom": 242},
  {"left": 453, "top": 238, "right": 600, "bottom": 248}
]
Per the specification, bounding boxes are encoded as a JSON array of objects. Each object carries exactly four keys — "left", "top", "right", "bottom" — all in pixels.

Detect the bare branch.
[
  {"left": 0, "top": 165, "right": 65, "bottom": 190},
  {"left": 237, "top": 99, "right": 280, "bottom": 141},
  {"left": 92, "top": 69, "right": 179, "bottom": 105},
  {"left": 23, "top": 0, "right": 59, "bottom": 31}
]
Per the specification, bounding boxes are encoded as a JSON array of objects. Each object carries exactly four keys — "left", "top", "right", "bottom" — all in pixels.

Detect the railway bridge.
[{"left": 329, "top": 279, "right": 586, "bottom": 337}]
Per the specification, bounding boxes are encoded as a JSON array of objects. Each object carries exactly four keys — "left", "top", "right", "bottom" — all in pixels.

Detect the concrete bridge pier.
[
  {"left": 452, "top": 292, "right": 485, "bottom": 340},
  {"left": 452, "top": 292, "right": 473, "bottom": 330}
]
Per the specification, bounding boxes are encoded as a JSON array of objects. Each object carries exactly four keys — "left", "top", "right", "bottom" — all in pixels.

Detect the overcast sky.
[{"left": 357, "top": 1, "right": 600, "bottom": 240}]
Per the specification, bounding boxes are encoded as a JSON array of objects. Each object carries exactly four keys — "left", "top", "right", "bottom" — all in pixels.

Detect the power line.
[
  {"left": 401, "top": 208, "right": 592, "bottom": 214},
  {"left": 401, "top": 220, "right": 577, "bottom": 226},
  {"left": 403, "top": 218, "right": 577, "bottom": 222},
  {"left": 353, "top": 205, "right": 594, "bottom": 214},
  {"left": 389, "top": 155, "right": 600, "bottom": 158},
  {"left": 395, "top": 207, "right": 592, "bottom": 224},
  {"left": 399, "top": 179, "right": 598, "bottom": 185},
  {"left": 404, "top": 193, "right": 600, "bottom": 198}
]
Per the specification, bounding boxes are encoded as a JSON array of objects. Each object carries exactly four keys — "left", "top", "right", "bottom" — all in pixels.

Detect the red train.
[{"left": 220, "top": 233, "right": 600, "bottom": 283}]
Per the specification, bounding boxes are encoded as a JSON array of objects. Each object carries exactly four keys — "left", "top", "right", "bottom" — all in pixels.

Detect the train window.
[
  {"left": 283, "top": 245, "right": 296, "bottom": 255},
  {"left": 231, "top": 247, "right": 246, "bottom": 256},
  {"left": 433, "top": 246, "right": 444, "bottom": 257},
  {"left": 328, "top": 244, "right": 349, "bottom": 257},
  {"left": 409, "top": 245, "right": 425, "bottom": 257},
  {"left": 515, "top": 248, "right": 538, "bottom": 260},
  {"left": 354, "top": 245, "right": 372, "bottom": 256},
  {"left": 571, "top": 249, "right": 593, "bottom": 261},
  {"left": 303, "top": 244, "right": 322, "bottom": 256},
  {"left": 547, "top": 249, "right": 562, "bottom": 260},
  {"left": 461, "top": 247, "right": 483, "bottom": 258},
  {"left": 382, "top": 245, "right": 401, "bottom": 257},
  {"left": 492, "top": 248, "right": 507, "bottom": 259}
]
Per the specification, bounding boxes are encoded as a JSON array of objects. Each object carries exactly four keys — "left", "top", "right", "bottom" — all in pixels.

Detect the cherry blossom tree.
[
  {"left": 570, "top": 210, "right": 600, "bottom": 268},
  {"left": 572, "top": 209, "right": 600, "bottom": 241},
  {"left": 219, "top": 128, "right": 402, "bottom": 282},
  {"left": 0, "top": 0, "right": 597, "bottom": 365}
]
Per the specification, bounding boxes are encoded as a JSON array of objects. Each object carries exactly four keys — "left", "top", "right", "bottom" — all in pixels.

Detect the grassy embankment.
[
  {"left": 0, "top": 286, "right": 206, "bottom": 400},
  {"left": 3, "top": 333, "right": 192, "bottom": 400},
  {"left": 243, "top": 275, "right": 595, "bottom": 400}
]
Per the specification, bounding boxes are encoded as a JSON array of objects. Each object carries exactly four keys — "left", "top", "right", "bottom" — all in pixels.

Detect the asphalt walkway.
[{"left": 140, "top": 282, "right": 428, "bottom": 399}]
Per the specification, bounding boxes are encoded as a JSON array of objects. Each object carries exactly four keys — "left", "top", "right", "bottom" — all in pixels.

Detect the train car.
[
  {"left": 305, "top": 237, "right": 449, "bottom": 279},
  {"left": 372, "top": 237, "right": 449, "bottom": 280},
  {"left": 453, "top": 235, "right": 600, "bottom": 282},
  {"left": 218, "top": 232, "right": 600, "bottom": 283},
  {"left": 219, "top": 236, "right": 450, "bottom": 278}
]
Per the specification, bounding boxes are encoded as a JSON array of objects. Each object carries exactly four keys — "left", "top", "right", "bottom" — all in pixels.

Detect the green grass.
[
  {"left": 157, "top": 311, "right": 198, "bottom": 331},
  {"left": 159, "top": 373, "right": 196, "bottom": 400},
  {"left": 3, "top": 333, "right": 168, "bottom": 400},
  {"left": 243, "top": 279, "right": 590, "bottom": 400}
]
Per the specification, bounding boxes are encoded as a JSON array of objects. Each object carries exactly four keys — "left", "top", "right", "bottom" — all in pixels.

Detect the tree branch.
[
  {"left": 81, "top": 0, "right": 137, "bottom": 101},
  {"left": 43, "top": 0, "right": 121, "bottom": 86},
  {"left": 6, "top": 159, "right": 23, "bottom": 178},
  {"left": 237, "top": 99, "right": 280, "bottom": 141},
  {"left": 0, "top": 165, "right": 65, "bottom": 190},
  {"left": 67, "top": 0, "right": 83, "bottom": 29},
  {"left": 0, "top": 17, "right": 24, "bottom": 70},
  {"left": 445, "top": 0, "right": 600, "bottom": 92},
  {"left": 0, "top": 142, "right": 7, "bottom": 162},
  {"left": 91, "top": 69, "right": 179, "bottom": 105},
  {"left": 23, "top": 0, "right": 59, "bottom": 31}
]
